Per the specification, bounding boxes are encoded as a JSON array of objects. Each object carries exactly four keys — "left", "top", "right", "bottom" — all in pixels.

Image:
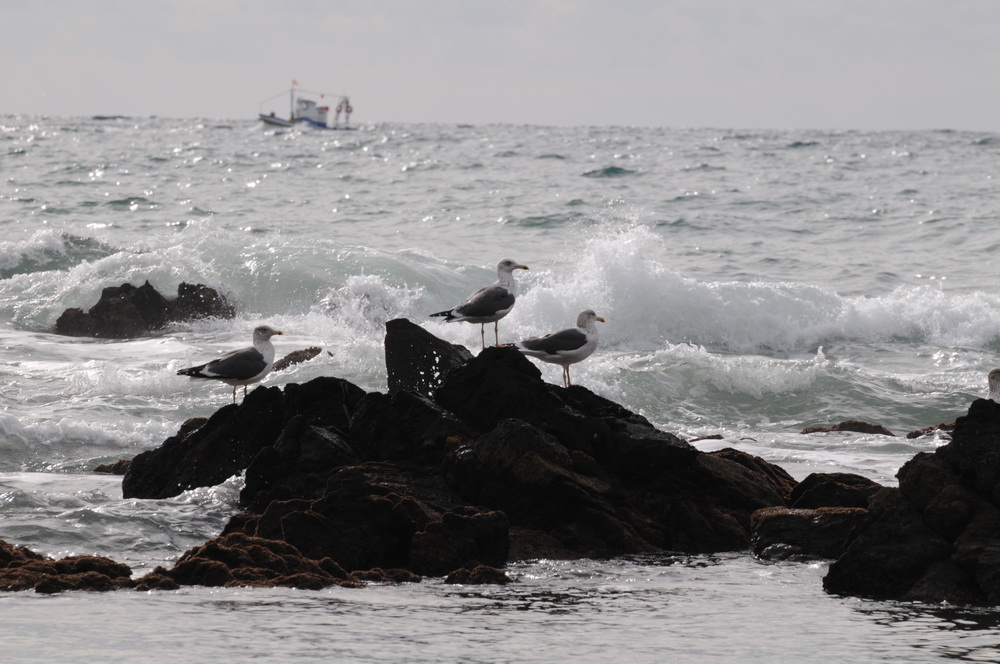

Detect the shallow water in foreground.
[{"left": 5, "top": 556, "right": 1000, "bottom": 663}]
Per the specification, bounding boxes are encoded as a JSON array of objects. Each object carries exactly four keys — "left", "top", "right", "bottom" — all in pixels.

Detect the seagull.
[
  {"left": 989, "top": 368, "right": 1000, "bottom": 403},
  {"left": 430, "top": 258, "right": 529, "bottom": 349},
  {"left": 177, "top": 325, "right": 284, "bottom": 403},
  {"left": 516, "top": 310, "right": 605, "bottom": 388}
]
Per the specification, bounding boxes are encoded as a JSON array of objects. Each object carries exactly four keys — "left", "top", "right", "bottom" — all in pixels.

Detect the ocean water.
[{"left": 2, "top": 115, "right": 1000, "bottom": 661}]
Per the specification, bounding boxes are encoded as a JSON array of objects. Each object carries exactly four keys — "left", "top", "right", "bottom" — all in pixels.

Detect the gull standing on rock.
[
  {"left": 989, "top": 368, "right": 1000, "bottom": 403},
  {"left": 177, "top": 324, "right": 284, "bottom": 403},
  {"left": 430, "top": 258, "right": 529, "bottom": 349},
  {"left": 516, "top": 309, "right": 605, "bottom": 388}
]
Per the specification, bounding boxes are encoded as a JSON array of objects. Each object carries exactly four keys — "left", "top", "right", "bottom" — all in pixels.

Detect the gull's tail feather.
[{"left": 177, "top": 365, "right": 209, "bottom": 378}]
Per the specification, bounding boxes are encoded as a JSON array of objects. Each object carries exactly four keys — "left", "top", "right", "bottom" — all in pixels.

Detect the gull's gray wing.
[
  {"left": 453, "top": 285, "right": 515, "bottom": 318},
  {"left": 206, "top": 346, "right": 267, "bottom": 379},
  {"left": 179, "top": 346, "right": 266, "bottom": 381},
  {"left": 519, "top": 328, "right": 587, "bottom": 354}
]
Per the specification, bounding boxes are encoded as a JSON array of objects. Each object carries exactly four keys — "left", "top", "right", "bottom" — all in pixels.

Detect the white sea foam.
[
  {"left": 512, "top": 222, "right": 1000, "bottom": 354},
  {"left": 0, "top": 228, "right": 71, "bottom": 271}
]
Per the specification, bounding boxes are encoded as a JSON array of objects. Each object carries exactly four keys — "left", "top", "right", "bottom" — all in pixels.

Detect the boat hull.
[{"left": 259, "top": 114, "right": 295, "bottom": 128}]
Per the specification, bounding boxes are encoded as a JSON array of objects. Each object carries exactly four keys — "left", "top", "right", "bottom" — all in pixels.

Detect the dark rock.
[
  {"left": 94, "top": 459, "right": 131, "bottom": 475},
  {"left": 906, "top": 422, "right": 956, "bottom": 439},
  {"left": 0, "top": 539, "right": 134, "bottom": 593},
  {"left": 351, "top": 568, "right": 422, "bottom": 584},
  {"left": 801, "top": 420, "right": 894, "bottom": 436},
  {"left": 120, "top": 319, "right": 805, "bottom": 582},
  {"left": 824, "top": 399, "right": 1000, "bottom": 605},
  {"left": 824, "top": 488, "right": 953, "bottom": 600},
  {"left": 436, "top": 346, "right": 678, "bottom": 462},
  {"left": 146, "top": 532, "right": 359, "bottom": 589},
  {"left": 258, "top": 467, "right": 416, "bottom": 570},
  {"left": 133, "top": 571, "right": 181, "bottom": 592},
  {"left": 789, "top": 473, "right": 883, "bottom": 509},
  {"left": 444, "top": 418, "right": 615, "bottom": 533},
  {"left": 649, "top": 452, "right": 790, "bottom": 553},
  {"left": 751, "top": 506, "right": 869, "bottom": 560},
  {"left": 444, "top": 412, "right": 788, "bottom": 557},
  {"left": 232, "top": 467, "right": 508, "bottom": 576},
  {"left": 508, "top": 527, "right": 579, "bottom": 561},
  {"left": 349, "top": 390, "right": 472, "bottom": 465},
  {"left": 242, "top": 415, "right": 360, "bottom": 511},
  {"left": 54, "top": 281, "right": 235, "bottom": 338},
  {"left": 123, "top": 377, "right": 365, "bottom": 500},
  {"left": 385, "top": 318, "right": 472, "bottom": 396},
  {"left": 409, "top": 508, "right": 510, "bottom": 576},
  {"left": 124, "top": 389, "right": 282, "bottom": 499},
  {"left": 171, "top": 282, "right": 236, "bottom": 323},
  {"left": 711, "top": 448, "right": 796, "bottom": 503}
]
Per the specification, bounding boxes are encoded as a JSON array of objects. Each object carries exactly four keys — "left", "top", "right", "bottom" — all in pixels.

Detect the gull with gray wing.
[
  {"left": 516, "top": 309, "right": 604, "bottom": 388},
  {"left": 177, "top": 324, "right": 283, "bottom": 403},
  {"left": 989, "top": 368, "right": 1000, "bottom": 403},
  {"left": 430, "top": 258, "right": 529, "bottom": 349}
]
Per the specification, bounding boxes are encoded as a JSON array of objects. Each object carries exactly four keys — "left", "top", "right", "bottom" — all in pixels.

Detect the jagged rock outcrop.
[
  {"left": 384, "top": 317, "right": 472, "bottom": 396},
  {"left": 54, "top": 281, "right": 235, "bottom": 338},
  {"left": 823, "top": 398, "right": 1000, "bottom": 605},
  {"left": 122, "top": 377, "right": 366, "bottom": 499},
  {"left": 122, "top": 319, "right": 798, "bottom": 581},
  {"left": 789, "top": 473, "right": 883, "bottom": 509}
]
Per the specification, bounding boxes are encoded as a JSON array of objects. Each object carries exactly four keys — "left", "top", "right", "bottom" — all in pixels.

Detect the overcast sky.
[{"left": 4, "top": 0, "right": 999, "bottom": 131}]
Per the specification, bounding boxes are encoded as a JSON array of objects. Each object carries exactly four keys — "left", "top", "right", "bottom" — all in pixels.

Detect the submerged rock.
[
  {"left": 906, "top": 422, "right": 956, "bottom": 439},
  {"left": 445, "top": 564, "right": 513, "bottom": 585},
  {"left": 54, "top": 281, "right": 235, "bottom": 338},
  {"left": 800, "top": 420, "right": 895, "bottom": 436}
]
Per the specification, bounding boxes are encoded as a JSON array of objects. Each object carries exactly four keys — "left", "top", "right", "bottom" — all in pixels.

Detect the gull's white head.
[
  {"left": 497, "top": 258, "right": 529, "bottom": 275},
  {"left": 576, "top": 309, "right": 606, "bottom": 328},
  {"left": 253, "top": 325, "right": 284, "bottom": 342}
]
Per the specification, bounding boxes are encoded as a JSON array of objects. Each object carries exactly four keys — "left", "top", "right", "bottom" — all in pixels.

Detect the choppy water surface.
[{"left": 2, "top": 115, "right": 1000, "bottom": 661}]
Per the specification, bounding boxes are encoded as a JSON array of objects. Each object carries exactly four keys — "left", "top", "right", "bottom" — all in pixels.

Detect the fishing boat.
[{"left": 258, "top": 83, "right": 355, "bottom": 130}]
